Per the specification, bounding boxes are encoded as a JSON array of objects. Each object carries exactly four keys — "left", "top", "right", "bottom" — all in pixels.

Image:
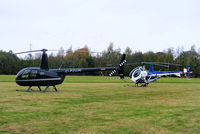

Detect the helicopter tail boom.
[{"left": 53, "top": 54, "right": 126, "bottom": 79}]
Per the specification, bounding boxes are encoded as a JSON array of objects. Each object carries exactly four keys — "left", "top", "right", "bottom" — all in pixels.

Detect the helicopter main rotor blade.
[
  {"left": 15, "top": 49, "right": 48, "bottom": 54},
  {"left": 141, "top": 62, "right": 169, "bottom": 68},
  {"left": 159, "top": 62, "right": 182, "bottom": 66},
  {"left": 48, "top": 49, "right": 102, "bottom": 54},
  {"left": 142, "top": 62, "right": 182, "bottom": 66}
]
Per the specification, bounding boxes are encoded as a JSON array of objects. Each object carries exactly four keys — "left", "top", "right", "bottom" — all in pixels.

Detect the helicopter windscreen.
[
  {"left": 21, "top": 69, "right": 31, "bottom": 79},
  {"left": 129, "top": 66, "right": 143, "bottom": 78},
  {"left": 16, "top": 68, "right": 26, "bottom": 78},
  {"left": 133, "top": 70, "right": 141, "bottom": 78}
]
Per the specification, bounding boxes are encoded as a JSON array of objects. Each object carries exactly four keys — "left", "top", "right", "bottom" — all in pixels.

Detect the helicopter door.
[{"left": 30, "top": 70, "right": 38, "bottom": 78}]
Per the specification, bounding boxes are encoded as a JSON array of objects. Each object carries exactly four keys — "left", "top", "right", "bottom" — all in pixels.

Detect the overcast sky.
[{"left": 0, "top": 0, "right": 200, "bottom": 53}]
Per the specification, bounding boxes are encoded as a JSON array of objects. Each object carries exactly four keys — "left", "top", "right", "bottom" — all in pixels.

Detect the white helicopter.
[{"left": 129, "top": 62, "right": 192, "bottom": 87}]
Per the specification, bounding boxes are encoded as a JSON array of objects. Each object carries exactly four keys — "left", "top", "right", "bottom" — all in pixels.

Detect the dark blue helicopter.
[{"left": 15, "top": 49, "right": 126, "bottom": 92}]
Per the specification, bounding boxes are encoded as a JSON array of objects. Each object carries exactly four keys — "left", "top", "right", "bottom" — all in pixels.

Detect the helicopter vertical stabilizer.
[
  {"left": 117, "top": 54, "right": 126, "bottom": 79},
  {"left": 184, "top": 65, "right": 192, "bottom": 78}
]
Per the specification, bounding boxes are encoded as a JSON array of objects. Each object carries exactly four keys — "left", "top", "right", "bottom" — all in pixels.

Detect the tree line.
[{"left": 0, "top": 44, "right": 200, "bottom": 77}]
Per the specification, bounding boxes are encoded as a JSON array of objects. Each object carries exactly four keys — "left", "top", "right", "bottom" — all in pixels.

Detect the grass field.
[{"left": 0, "top": 76, "right": 200, "bottom": 134}]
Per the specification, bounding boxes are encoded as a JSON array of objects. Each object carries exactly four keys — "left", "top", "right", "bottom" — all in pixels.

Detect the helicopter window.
[
  {"left": 39, "top": 72, "right": 45, "bottom": 75},
  {"left": 21, "top": 70, "right": 31, "bottom": 79},
  {"left": 30, "top": 70, "right": 37, "bottom": 78},
  {"left": 134, "top": 70, "right": 141, "bottom": 77}
]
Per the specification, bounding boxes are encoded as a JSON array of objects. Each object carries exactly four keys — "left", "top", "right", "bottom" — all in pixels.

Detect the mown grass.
[{"left": 0, "top": 75, "right": 200, "bottom": 134}]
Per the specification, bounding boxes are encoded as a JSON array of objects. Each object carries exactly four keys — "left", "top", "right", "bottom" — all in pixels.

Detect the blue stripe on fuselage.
[{"left": 149, "top": 71, "right": 182, "bottom": 74}]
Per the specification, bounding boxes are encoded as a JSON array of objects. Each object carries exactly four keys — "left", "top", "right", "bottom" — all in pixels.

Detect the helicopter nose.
[{"left": 141, "top": 71, "right": 148, "bottom": 77}]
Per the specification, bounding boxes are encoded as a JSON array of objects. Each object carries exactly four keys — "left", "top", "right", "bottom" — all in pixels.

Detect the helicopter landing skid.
[
  {"left": 43, "top": 85, "right": 58, "bottom": 92},
  {"left": 38, "top": 86, "right": 42, "bottom": 91},
  {"left": 135, "top": 83, "right": 149, "bottom": 87},
  {"left": 26, "top": 86, "right": 33, "bottom": 92},
  {"left": 53, "top": 85, "right": 58, "bottom": 92},
  {"left": 43, "top": 86, "right": 49, "bottom": 92},
  {"left": 24, "top": 86, "right": 58, "bottom": 92},
  {"left": 25, "top": 86, "right": 42, "bottom": 92},
  {"left": 124, "top": 83, "right": 149, "bottom": 87}
]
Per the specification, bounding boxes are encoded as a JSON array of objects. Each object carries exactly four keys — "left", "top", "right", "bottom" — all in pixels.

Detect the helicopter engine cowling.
[{"left": 129, "top": 66, "right": 148, "bottom": 83}]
